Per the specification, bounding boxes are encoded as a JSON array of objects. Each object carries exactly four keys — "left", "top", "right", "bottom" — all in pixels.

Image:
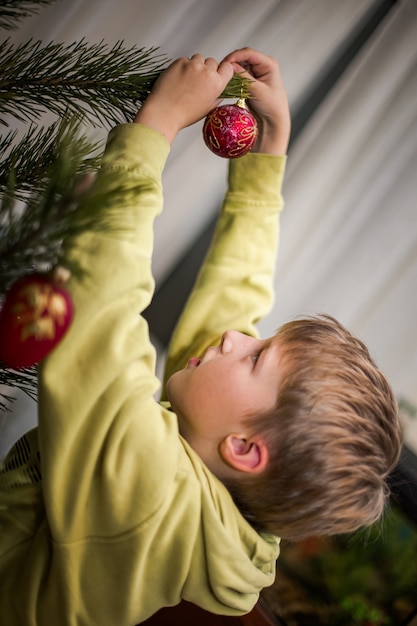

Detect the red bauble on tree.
[
  {"left": 0, "top": 271, "right": 74, "bottom": 369},
  {"left": 202, "top": 98, "right": 258, "bottom": 158}
]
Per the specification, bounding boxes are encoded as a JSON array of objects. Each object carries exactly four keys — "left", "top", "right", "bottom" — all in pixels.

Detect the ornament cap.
[{"left": 52, "top": 265, "right": 71, "bottom": 285}]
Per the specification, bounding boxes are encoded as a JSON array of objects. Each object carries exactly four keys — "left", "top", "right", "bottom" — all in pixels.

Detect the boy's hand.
[
  {"left": 222, "top": 48, "right": 291, "bottom": 155},
  {"left": 134, "top": 55, "right": 234, "bottom": 144}
]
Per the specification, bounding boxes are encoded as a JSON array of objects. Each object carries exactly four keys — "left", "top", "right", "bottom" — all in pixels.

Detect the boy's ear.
[{"left": 220, "top": 434, "right": 268, "bottom": 474}]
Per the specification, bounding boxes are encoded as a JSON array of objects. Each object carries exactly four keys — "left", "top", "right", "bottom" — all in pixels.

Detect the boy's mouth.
[{"left": 187, "top": 357, "right": 201, "bottom": 367}]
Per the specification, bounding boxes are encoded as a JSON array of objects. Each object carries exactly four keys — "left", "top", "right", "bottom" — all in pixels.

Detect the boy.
[{"left": 0, "top": 49, "right": 402, "bottom": 626}]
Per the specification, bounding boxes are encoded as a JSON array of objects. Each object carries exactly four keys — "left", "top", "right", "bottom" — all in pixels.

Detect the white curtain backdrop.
[{"left": 258, "top": 0, "right": 417, "bottom": 450}]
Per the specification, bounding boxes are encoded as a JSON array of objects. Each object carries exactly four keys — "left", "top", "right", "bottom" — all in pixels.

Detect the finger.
[
  {"left": 230, "top": 61, "right": 253, "bottom": 80},
  {"left": 223, "top": 48, "right": 273, "bottom": 79},
  {"left": 190, "top": 53, "right": 205, "bottom": 63},
  {"left": 217, "top": 60, "right": 234, "bottom": 82},
  {"left": 204, "top": 56, "right": 219, "bottom": 69},
  {"left": 223, "top": 47, "right": 263, "bottom": 65}
]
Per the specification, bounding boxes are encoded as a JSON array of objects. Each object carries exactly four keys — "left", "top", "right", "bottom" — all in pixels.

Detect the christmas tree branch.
[
  {"left": 0, "top": 366, "right": 37, "bottom": 413},
  {"left": 0, "top": 115, "right": 104, "bottom": 293},
  {"left": 0, "top": 117, "right": 151, "bottom": 408},
  {"left": 0, "top": 117, "right": 134, "bottom": 407},
  {"left": 0, "top": 39, "right": 168, "bottom": 126},
  {"left": 0, "top": 39, "right": 251, "bottom": 127},
  {"left": 0, "top": 0, "right": 56, "bottom": 31},
  {"left": 0, "top": 121, "right": 100, "bottom": 199}
]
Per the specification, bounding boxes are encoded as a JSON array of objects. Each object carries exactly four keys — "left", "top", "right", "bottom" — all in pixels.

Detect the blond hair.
[{"left": 226, "top": 315, "right": 402, "bottom": 540}]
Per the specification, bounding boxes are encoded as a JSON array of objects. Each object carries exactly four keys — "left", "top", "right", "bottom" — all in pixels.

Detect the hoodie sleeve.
[
  {"left": 37, "top": 123, "right": 178, "bottom": 539},
  {"left": 162, "top": 152, "right": 286, "bottom": 390}
]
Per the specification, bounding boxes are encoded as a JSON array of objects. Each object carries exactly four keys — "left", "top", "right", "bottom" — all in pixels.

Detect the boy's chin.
[
  {"left": 165, "top": 373, "right": 175, "bottom": 402},
  {"left": 165, "top": 374, "right": 182, "bottom": 416}
]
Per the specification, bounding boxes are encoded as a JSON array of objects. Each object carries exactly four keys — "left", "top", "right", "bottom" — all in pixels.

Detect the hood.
[{"left": 180, "top": 438, "right": 280, "bottom": 616}]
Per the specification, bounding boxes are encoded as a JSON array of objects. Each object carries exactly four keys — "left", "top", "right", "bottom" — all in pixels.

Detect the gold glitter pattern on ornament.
[
  {"left": 12, "top": 282, "right": 69, "bottom": 341},
  {"left": 203, "top": 101, "right": 258, "bottom": 159}
]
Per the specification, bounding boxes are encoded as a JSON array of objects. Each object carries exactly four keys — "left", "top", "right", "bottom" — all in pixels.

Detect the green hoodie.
[{"left": 0, "top": 123, "right": 285, "bottom": 625}]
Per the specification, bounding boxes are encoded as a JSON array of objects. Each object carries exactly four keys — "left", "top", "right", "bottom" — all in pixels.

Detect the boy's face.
[{"left": 166, "top": 330, "right": 282, "bottom": 465}]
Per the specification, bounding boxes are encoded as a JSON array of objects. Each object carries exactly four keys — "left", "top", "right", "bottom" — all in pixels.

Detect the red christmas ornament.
[
  {"left": 0, "top": 272, "right": 73, "bottom": 369},
  {"left": 203, "top": 98, "right": 258, "bottom": 158}
]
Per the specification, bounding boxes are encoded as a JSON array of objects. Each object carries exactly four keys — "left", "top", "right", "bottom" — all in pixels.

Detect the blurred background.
[{"left": 1, "top": 0, "right": 417, "bottom": 457}]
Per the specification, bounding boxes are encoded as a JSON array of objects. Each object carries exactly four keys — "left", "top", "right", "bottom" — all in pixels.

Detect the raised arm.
[
  {"left": 163, "top": 49, "right": 291, "bottom": 387},
  {"left": 38, "top": 124, "right": 171, "bottom": 535}
]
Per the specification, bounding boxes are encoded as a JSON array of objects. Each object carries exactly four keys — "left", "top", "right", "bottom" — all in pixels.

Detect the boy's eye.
[{"left": 252, "top": 353, "right": 260, "bottom": 366}]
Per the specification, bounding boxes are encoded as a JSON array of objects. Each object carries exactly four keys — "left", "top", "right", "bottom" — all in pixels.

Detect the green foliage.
[
  {"left": 0, "top": 118, "right": 99, "bottom": 202},
  {"left": 321, "top": 510, "right": 417, "bottom": 622},
  {"left": 0, "top": 37, "right": 250, "bottom": 128},
  {"left": 0, "top": 116, "right": 104, "bottom": 293},
  {"left": 0, "top": 38, "right": 168, "bottom": 127},
  {"left": 0, "top": 114, "right": 103, "bottom": 402},
  {"left": 0, "top": 0, "right": 56, "bottom": 32},
  {"left": 270, "top": 506, "right": 417, "bottom": 625},
  {"left": 399, "top": 396, "right": 417, "bottom": 419},
  {"left": 0, "top": 366, "right": 37, "bottom": 413}
]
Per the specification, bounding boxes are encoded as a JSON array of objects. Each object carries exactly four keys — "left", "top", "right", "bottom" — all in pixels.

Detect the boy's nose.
[
  {"left": 221, "top": 330, "right": 253, "bottom": 354},
  {"left": 221, "top": 331, "right": 233, "bottom": 353}
]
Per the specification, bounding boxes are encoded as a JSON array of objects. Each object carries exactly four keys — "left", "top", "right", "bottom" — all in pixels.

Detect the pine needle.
[
  {"left": 0, "top": 121, "right": 100, "bottom": 198},
  {"left": 0, "top": 38, "right": 169, "bottom": 126},
  {"left": 0, "top": 366, "right": 37, "bottom": 413},
  {"left": 0, "top": 116, "right": 104, "bottom": 292},
  {"left": 0, "top": 38, "right": 252, "bottom": 127},
  {"left": 0, "top": 0, "right": 56, "bottom": 31}
]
